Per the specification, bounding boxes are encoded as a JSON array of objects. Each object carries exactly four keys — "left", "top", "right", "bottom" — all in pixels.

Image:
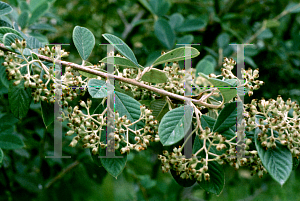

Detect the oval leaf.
[
  {"left": 169, "top": 13, "right": 184, "bottom": 29},
  {"left": 99, "top": 148, "right": 127, "bottom": 179},
  {"left": 100, "top": 56, "right": 137, "bottom": 69},
  {"left": 28, "top": 2, "right": 49, "bottom": 25},
  {"left": 41, "top": 101, "right": 54, "bottom": 129},
  {"left": 213, "top": 101, "right": 243, "bottom": 133},
  {"left": 18, "top": 11, "right": 29, "bottom": 29},
  {"left": 152, "top": 46, "right": 200, "bottom": 66},
  {"left": 0, "top": 2, "right": 13, "bottom": 16},
  {"left": 154, "top": 18, "right": 175, "bottom": 50},
  {"left": 176, "top": 18, "right": 206, "bottom": 32},
  {"left": 196, "top": 59, "right": 214, "bottom": 76},
  {"left": 0, "top": 133, "right": 25, "bottom": 149},
  {"left": 158, "top": 105, "right": 193, "bottom": 146},
  {"left": 254, "top": 127, "right": 292, "bottom": 186},
  {"left": 8, "top": 80, "right": 32, "bottom": 119},
  {"left": 88, "top": 79, "right": 114, "bottom": 98},
  {"left": 149, "top": 0, "right": 170, "bottom": 16},
  {"left": 141, "top": 68, "right": 168, "bottom": 83},
  {"left": 73, "top": 26, "right": 95, "bottom": 60},
  {"left": 102, "top": 33, "right": 139, "bottom": 68}
]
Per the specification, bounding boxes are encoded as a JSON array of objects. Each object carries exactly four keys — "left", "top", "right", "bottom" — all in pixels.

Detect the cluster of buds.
[
  {"left": 245, "top": 96, "right": 300, "bottom": 157},
  {"left": 10, "top": 38, "right": 27, "bottom": 50},
  {"left": 38, "top": 45, "right": 69, "bottom": 58}
]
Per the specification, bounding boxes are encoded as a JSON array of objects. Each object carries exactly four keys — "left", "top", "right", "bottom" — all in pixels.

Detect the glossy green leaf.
[
  {"left": 149, "top": 0, "right": 170, "bottom": 16},
  {"left": 213, "top": 101, "right": 243, "bottom": 133},
  {"left": 99, "top": 148, "right": 127, "bottom": 179},
  {"left": 41, "top": 101, "right": 53, "bottom": 129},
  {"left": 196, "top": 59, "right": 214, "bottom": 76},
  {"left": 152, "top": 47, "right": 200, "bottom": 66},
  {"left": 78, "top": 61, "right": 98, "bottom": 78},
  {"left": 115, "top": 91, "right": 141, "bottom": 125},
  {"left": 100, "top": 56, "right": 137, "bottom": 69},
  {"left": 102, "top": 33, "right": 139, "bottom": 68},
  {"left": 73, "top": 26, "right": 95, "bottom": 60},
  {"left": 88, "top": 79, "right": 114, "bottom": 98},
  {"left": 0, "top": 133, "right": 25, "bottom": 149},
  {"left": 158, "top": 105, "right": 193, "bottom": 146},
  {"left": 255, "top": 127, "right": 292, "bottom": 186},
  {"left": 141, "top": 68, "right": 168, "bottom": 83},
  {"left": 0, "top": 1, "right": 13, "bottom": 16},
  {"left": 0, "top": 27, "right": 22, "bottom": 43},
  {"left": 193, "top": 137, "right": 225, "bottom": 195},
  {"left": 198, "top": 73, "right": 237, "bottom": 103},
  {"left": 28, "top": 2, "right": 49, "bottom": 25},
  {"left": 176, "top": 18, "right": 206, "bottom": 32},
  {"left": 8, "top": 80, "right": 32, "bottom": 119},
  {"left": 154, "top": 18, "right": 175, "bottom": 49},
  {"left": 150, "top": 99, "right": 169, "bottom": 121},
  {"left": 201, "top": 115, "right": 236, "bottom": 140},
  {"left": 18, "top": 11, "right": 29, "bottom": 29},
  {"left": 169, "top": 13, "right": 184, "bottom": 29}
]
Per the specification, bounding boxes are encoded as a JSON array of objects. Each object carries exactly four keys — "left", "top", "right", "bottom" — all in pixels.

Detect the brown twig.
[{"left": 0, "top": 43, "right": 222, "bottom": 109}]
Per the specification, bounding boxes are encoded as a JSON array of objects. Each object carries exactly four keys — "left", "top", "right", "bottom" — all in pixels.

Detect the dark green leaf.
[
  {"left": 0, "top": 113, "right": 18, "bottom": 133},
  {"left": 169, "top": 13, "right": 184, "bottom": 29},
  {"left": 0, "top": 133, "right": 25, "bottom": 149},
  {"left": 0, "top": 19, "right": 12, "bottom": 28},
  {"left": 149, "top": 0, "right": 170, "bottom": 16},
  {"left": 41, "top": 101, "right": 53, "bottom": 129},
  {"left": 0, "top": 56, "right": 9, "bottom": 89},
  {"left": 176, "top": 18, "right": 206, "bottom": 32},
  {"left": 154, "top": 18, "right": 175, "bottom": 49},
  {"left": 150, "top": 99, "right": 169, "bottom": 121},
  {"left": 213, "top": 101, "right": 243, "bottom": 133},
  {"left": 217, "top": 33, "right": 230, "bottom": 48},
  {"left": 0, "top": 148, "right": 3, "bottom": 165},
  {"left": 8, "top": 80, "right": 32, "bottom": 119},
  {"left": 170, "top": 169, "right": 196, "bottom": 187},
  {"left": 0, "top": 1, "right": 13, "bottom": 16},
  {"left": 158, "top": 105, "right": 193, "bottom": 146},
  {"left": 254, "top": 127, "right": 292, "bottom": 186}
]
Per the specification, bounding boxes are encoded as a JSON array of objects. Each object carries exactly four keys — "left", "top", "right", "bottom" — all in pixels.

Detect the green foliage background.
[{"left": 0, "top": 0, "right": 299, "bottom": 200}]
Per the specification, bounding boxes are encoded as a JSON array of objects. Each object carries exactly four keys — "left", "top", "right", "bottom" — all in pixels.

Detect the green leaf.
[
  {"left": 198, "top": 73, "right": 237, "bottom": 103},
  {"left": 293, "top": 157, "right": 300, "bottom": 170},
  {"left": 0, "top": 113, "right": 18, "bottom": 134},
  {"left": 158, "top": 105, "right": 193, "bottom": 146},
  {"left": 141, "top": 68, "right": 168, "bottom": 83},
  {"left": 217, "top": 33, "right": 230, "bottom": 48},
  {"left": 196, "top": 59, "right": 214, "bottom": 76},
  {"left": 150, "top": 99, "right": 169, "bottom": 121},
  {"left": 29, "top": 23, "right": 57, "bottom": 32},
  {"left": 90, "top": 149, "right": 102, "bottom": 167},
  {"left": 0, "top": 27, "right": 22, "bottom": 43},
  {"left": 27, "top": 36, "right": 43, "bottom": 49},
  {"left": 154, "top": 18, "right": 175, "bottom": 49},
  {"left": 99, "top": 148, "right": 127, "bottom": 179},
  {"left": 18, "top": 11, "right": 29, "bottom": 29},
  {"left": 244, "top": 56, "right": 257, "bottom": 68},
  {"left": 201, "top": 115, "right": 236, "bottom": 140},
  {"left": 3, "top": 33, "right": 23, "bottom": 50},
  {"left": 41, "top": 101, "right": 53, "bottom": 129},
  {"left": 138, "top": 0, "right": 155, "bottom": 15},
  {"left": 176, "top": 18, "right": 206, "bottom": 32},
  {"left": 284, "top": 2, "right": 300, "bottom": 13},
  {"left": 192, "top": 137, "right": 225, "bottom": 195},
  {"left": 20, "top": 1, "right": 30, "bottom": 12},
  {"left": 102, "top": 33, "right": 139, "bottom": 68},
  {"left": 0, "top": 133, "right": 25, "bottom": 149},
  {"left": 0, "top": 1, "right": 13, "bottom": 16},
  {"left": 100, "top": 56, "right": 138, "bottom": 69},
  {"left": 213, "top": 101, "right": 243, "bottom": 133},
  {"left": 177, "top": 35, "right": 194, "bottom": 44},
  {"left": 257, "top": 28, "right": 273, "bottom": 39},
  {"left": 73, "top": 26, "right": 95, "bottom": 60},
  {"left": 152, "top": 47, "right": 200, "bottom": 66},
  {"left": 0, "top": 148, "right": 3, "bottom": 165},
  {"left": 254, "top": 127, "right": 292, "bottom": 186},
  {"left": 202, "top": 55, "right": 217, "bottom": 68},
  {"left": 0, "top": 19, "right": 12, "bottom": 28},
  {"left": 0, "top": 56, "right": 9, "bottom": 89},
  {"left": 88, "top": 79, "right": 114, "bottom": 98},
  {"left": 8, "top": 80, "right": 32, "bottom": 119},
  {"left": 78, "top": 61, "right": 98, "bottom": 78},
  {"left": 265, "top": 19, "right": 280, "bottom": 28},
  {"left": 169, "top": 13, "right": 184, "bottom": 29},
  {"left": 149, "top": 0, "right": 170, "bottom": 16},
  {"left": 28, "top": 2, "right": 49, "bottom": 25},
  {"left": 115, "top": 91, "right": 141, "bottom": 125}
]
